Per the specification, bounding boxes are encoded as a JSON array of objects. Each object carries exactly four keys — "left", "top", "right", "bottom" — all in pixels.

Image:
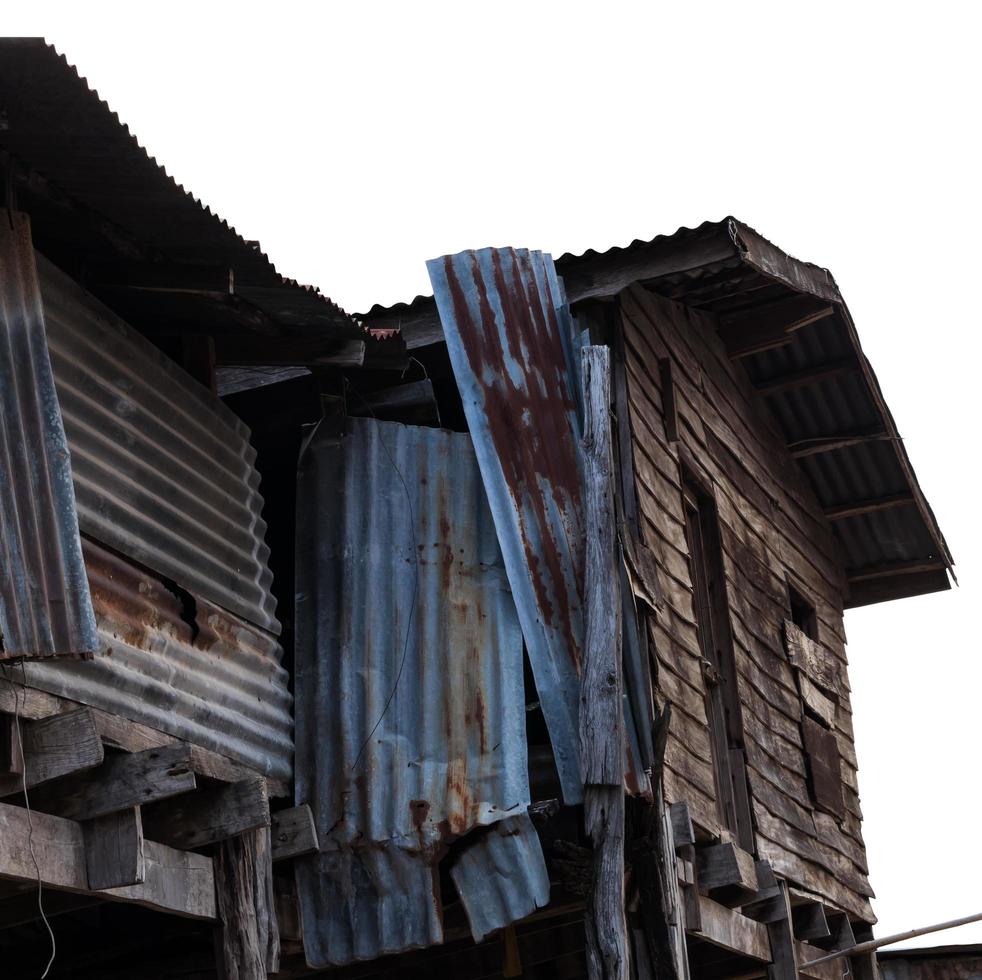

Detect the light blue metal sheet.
[
  {"left": 294, "top": 416, "right": 530, "bottom": 967},
  {"left": 450, "top": 812, "right": 551, "bottom": 942},
  {"left": 427, "top": 248, "right": 585, "bottom": 804},
  {"left": 0, "top": 212, "right": 97, "bottom": 658}
]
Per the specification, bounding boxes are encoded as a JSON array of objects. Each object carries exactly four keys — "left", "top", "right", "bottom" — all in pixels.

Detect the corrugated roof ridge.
[{"left": 35, "top": 38, "right": 356, "bottom": 327}]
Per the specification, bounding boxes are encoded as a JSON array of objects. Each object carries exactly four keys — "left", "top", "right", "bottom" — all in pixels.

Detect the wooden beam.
[
  {"left": 718, "top": 296, "right": 835, "bottom": 359},
  {"left": 0, "top": 714, "right": 23, "bottom": 777},
  {"left": 792, "top": 902, "right": 831, "bottom": 942},
  {"left": 104, "top": 840, "right": 216, "bottom": 920},
  {"left": 689, "top": 895, "right": 771, "bottom": 961},
  {"left": 0, "top": 800, "right": 215, "bottom": 919},
  {"left": 28, "top": 743, "right": 197, "bottom": 821},
  {"left": 764, "top": 876, "right": 799, "bottom": 980},
  {"left": 695, "top": 843, "right": 758, "bottom": 903},
  {"left": 788, "top": 428, "right": 890, "bottom": 459},
  {"left": 669, "top": 802, "right": 695, "bottom": 850},
  {"left": 214, "top": 333, "right": 366, "bottom": 368},
  {"left": 83, "top": 808, "right": 145, "bottom": 890},
  {"left": 580, "top": 345, "right": 628, "bottom": 980},
  {"left": 797, "top": 940, "right": 841, "bottom": 980},
  {"left": 0, "top": 707, "right": 103, "bottom": 796},
  {"left": 142, "top": 777, "right": 269, "bottom": 851},
  {"left": 847, "top": 558, "right": 947, "bottom": 583},
  {"left": 823, "top": 492, "right": 915, "bottom": 521},
  {"left": 215, "top": 827, "right": 280, "bottom": 978},
  {"left": 270, "top": 805, "right": 319, "bottom": 862},
  {"left": 753, "top": 358, "right": 859, "bottom": 395}
]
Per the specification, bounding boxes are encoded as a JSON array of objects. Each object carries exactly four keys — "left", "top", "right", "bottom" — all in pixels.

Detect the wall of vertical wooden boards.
[{"left": 617, "top": 282, "right": 874, "bottom": 923}]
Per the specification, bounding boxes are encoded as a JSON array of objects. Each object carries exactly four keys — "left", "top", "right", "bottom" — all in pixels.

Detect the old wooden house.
[{"left": 0, "top": 38, "right": 953, "bottom": 980}]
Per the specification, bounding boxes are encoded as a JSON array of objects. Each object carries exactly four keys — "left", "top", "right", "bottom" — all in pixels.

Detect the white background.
[{"left": 8, "top": 0, "right": 981, "bottom": 950}]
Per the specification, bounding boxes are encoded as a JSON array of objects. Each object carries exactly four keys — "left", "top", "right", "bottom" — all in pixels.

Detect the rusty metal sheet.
[
  {"left": 37, "top": 252, "right": 280, "bottom": 634},
  {"left": 0, "top": 212, "right": 97, "bottom": 658},
  {"left": 23, "top": 538, "right": 292, "bottom": 780},
  {"left": 427, "top": 248, "right": 585, "bottom": 804},
  {"left": 294, "top": 417, "right": 530, "bottom": 967},
  {"left": 450, "top": 813, "right": 550, "bottom": 943}
]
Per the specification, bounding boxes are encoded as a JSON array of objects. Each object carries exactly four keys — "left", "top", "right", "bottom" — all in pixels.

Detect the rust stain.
[{"left": 441, "top": 250, "right": 583, "bottom": 670}]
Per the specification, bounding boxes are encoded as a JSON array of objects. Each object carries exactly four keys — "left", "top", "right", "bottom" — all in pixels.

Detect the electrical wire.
[
  {"left": 343, "top": 382, "right": 420, "bottom": 772},
  {"left": 0, "top": 661, "right": 57, "bottom": 978}
]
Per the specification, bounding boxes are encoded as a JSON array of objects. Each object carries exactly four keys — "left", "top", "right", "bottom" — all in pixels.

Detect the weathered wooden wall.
[{"left": 618, "top": 282, "right": 874, "bottom": 923}]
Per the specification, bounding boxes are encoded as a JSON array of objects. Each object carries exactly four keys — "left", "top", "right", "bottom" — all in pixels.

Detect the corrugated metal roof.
[
  {"left": 24, "top": 538, "right": 292, "bottom": 780},
  {"left": 38, "top": 250, "right": 280, "bottom": 634},
  {"left": 369, "top": 222, "right": 951, "bottom": 607},
  {"left": 294, "top": 416, "right": 531, "bottom": 967},
  {"left": 0, "top": 212, "right": 98, "bottom": 658},
  {"left": 450, "top": 813, "right": 550, "bottom": 943},
  {"left": 0, "top": 39, "right": 376, "bottom": 355},
  {"left": 427, "top": 248, "right": 586, "bottom": 805}
]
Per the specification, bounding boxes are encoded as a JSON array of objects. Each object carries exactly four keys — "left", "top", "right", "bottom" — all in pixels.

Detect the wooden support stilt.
[
  {"left": 580, "top": 345, "right": 628, "bottom": 980},
  {"left": 214, "top": 826, "right": 280, "bottom": 980}
]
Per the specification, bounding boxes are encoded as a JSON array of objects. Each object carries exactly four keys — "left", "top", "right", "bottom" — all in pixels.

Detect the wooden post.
[
  {"left": 214, "top": 826, "right": 280, "bottom": 979},
  {"left": 580, "top": 345, "right": 628, "bottom": 980}
]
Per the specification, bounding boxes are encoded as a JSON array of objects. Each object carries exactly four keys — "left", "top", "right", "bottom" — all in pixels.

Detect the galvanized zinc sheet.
[
  {"left": 450, "top": 813, "right": 551, "bottom": 943},
  {"left": 0, "top": 212, "right": 98, "bottom": 658},
  {"left": 427, "top": 248, "right": 585, "bottom": 804},
  {"left": 37, "top": 252, "right": 280, "bottom": 634},
  {"left": 24, "top": 539, "right": 293, "bottom": 780},
  {"left": 294, "top": 417, "right": 530, "bottom": 967}
]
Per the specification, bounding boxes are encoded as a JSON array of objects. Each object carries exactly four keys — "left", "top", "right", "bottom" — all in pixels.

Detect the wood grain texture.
[
  {"left": 580, "top": 346, "right": 628, "bottom": 980},
  {"left": 618, "top": 284, "right": 873, "bottom": 924},
  {"left": 215, "top": 826, "right": 280, "bottom": 978},
  {"left": 28, "top": 743, "right": 197, "bottom": 821},
  {"left": 83, "top": 807, "right": 145, "bottom": 889}
]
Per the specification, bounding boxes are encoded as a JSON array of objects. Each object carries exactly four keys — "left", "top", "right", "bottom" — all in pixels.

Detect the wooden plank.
[
  {"left": 142, "top": 777, "right": 269, "bottom": 850},
  {"left": 823, "top": 492, "right": 914, "bottom": 521},
  {"left": 669, "top": 802, "right": 695, "bottom": 850},
  {"left": 787, "top": 429, "right": 889, "bottom": 459},
  {"left": 215, "top": 827, "right": 280, "bottom": 978},
  {"left": 689, "top": 895, "right": 771, "bottom": 961},
  {"left": 792, "top": 902, "right": 831, "bottom": 942},
  {"left": 0, "top": 707, "right": 103, "bottom": 795},
  {"left": 270, "top": 804, "right": 319, "bottom": 862},
  {"left": 28, "top": 743, "right": 197, "bottom": 821},
  {"left": 802, "top": 718, "right": 845, "bottom": 818},
  {"left": 658, "top": 357, "right": 679, "bottom": 442},
  {"left": 797, "top": 941, "right": 841, "bottom": 980},
  {"left": 105, "top": 839, "right": 216, "bottom": 920},
  {"left": 84, "top": 808, "right": 145, "bottom": 889},
  {"left": 799, "top": 675, "right": 838, "bottom": 729},
  {"left": 580, "top": 345, "right": 628, "bottom": 980},
  {"left": 717, "top": 296, "right": 834, "bottom": 358},
  {"left": 754, "top": 358, "right": 859, "bottom": 395},
  {"left": 784, "top": 621, "right": 847, "bottom": 698},
  {"left": 0, "top": 713, "right": 23, "bottom": 776},
  {"left": 764, "top": 876, "right": 799, "bottom": 980},
  {"left": 0, "top": 799, "right": 215, "bottom": 919},
  {"left": 0, "top": 799, "right": 87, "bottom": 889},
  {"left": 695, "top": 843, "right": 758, "bottom": 905}
]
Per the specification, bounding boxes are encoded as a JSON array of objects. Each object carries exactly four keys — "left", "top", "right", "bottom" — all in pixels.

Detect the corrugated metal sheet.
[
  {"left": 0, "top": 39, "right": 361, "bottom": 343},
  {"left": 450, "top": 813, "right": 550, "bottom": 943},
  {"left": 37, "top": 251, "right": 280, "bottom": 635},
  {"left": 0, "top": 212, "right": 98, "bottom": 658},
  {"left": 879, "top": 945, "right": 982, "bottom": 980},
  {"left": 294, "top": 416, "right": 530, "bottom": 967},
  {"left": 368, "top": 221, "right": 951, "bottom": 605},
  {"left": 427, "top": 248, "right": 586, "bottom": 805},
  {"left": 23, "top": 538, "right": 292, "bottom": 780}
]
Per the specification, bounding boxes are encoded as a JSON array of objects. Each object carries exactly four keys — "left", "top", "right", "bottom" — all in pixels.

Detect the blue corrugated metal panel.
[
  {"left": 427, "top": 248, "right": 585, "bottom": 805},
  {"left": 450, "top": 813, "right": 551, "bottom": 942},
  {"left": 294, "top": 417, "right": 530, "bottom": 967},
  {"left": 296, "top": 843, "right": 443, "bottom": 967},
  {"left": 24, "top": 539, "right": 293, "bottom": 780},
  {"left": 0, "top": 212, "right": 97, "bottom": 658},
  {"left": 37, "top": 252, "right": 280, "bottom": 635}
]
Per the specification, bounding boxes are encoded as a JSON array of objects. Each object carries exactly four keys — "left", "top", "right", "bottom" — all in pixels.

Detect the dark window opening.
[
  {"left": 682, "top": 470, "right": 754, "bottom": 851},
  {"left": 788, "top": 582, "right": 818, "bottom": 640}
]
